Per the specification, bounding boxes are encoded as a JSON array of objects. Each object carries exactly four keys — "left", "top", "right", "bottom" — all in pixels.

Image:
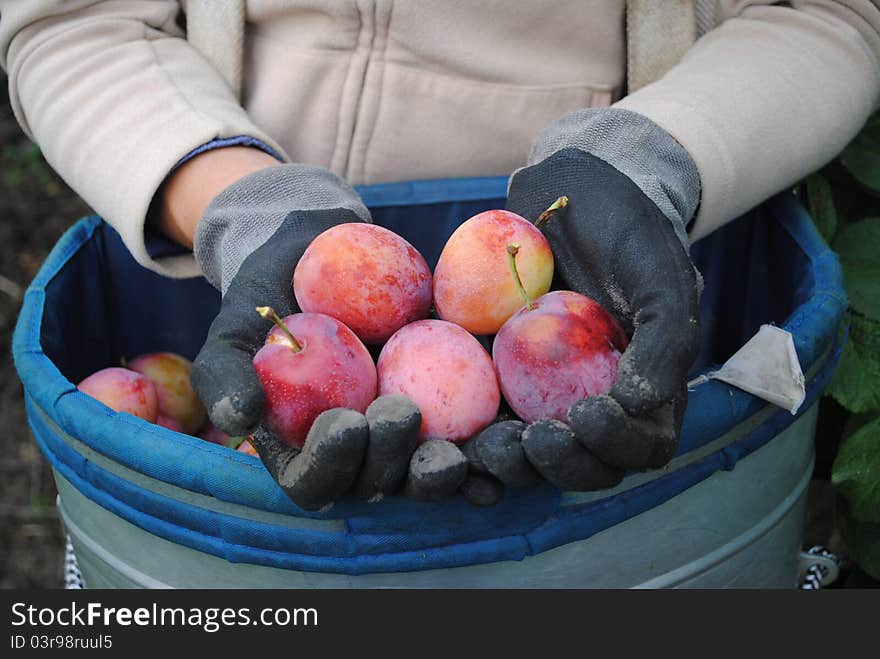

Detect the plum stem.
[
  {"left": 506, "top": 243, "right": 532, "bottom": 307},
  {"left": 535, "top": 195, "right": 569, "bottom": 228},
  {"left": 256, "top": 306, "right": 302, "bottom": 352}
]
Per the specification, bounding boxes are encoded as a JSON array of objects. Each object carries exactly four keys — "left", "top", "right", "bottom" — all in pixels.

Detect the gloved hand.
[
  {"left": 189, "top": 163, "right": 472, "bottom": 510},
  {"left": 188, "top": 164, "right": 406, "bottom": 509},
  {"left": 460, "top": 108, "right": 702, "bottom": 500}
]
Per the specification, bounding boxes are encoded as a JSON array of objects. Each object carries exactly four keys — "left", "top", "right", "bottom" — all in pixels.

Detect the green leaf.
[
  {"left": 821, "top": 160, "right": 880, "bottom": 225},
  {"left": 832, "top": 218, "right": 880, "bottom": 321},
  {"left": 805, "top": 173, "right": 838, "bottom": 243},
  {"left": 841, "top": 112, "right": 880, "bottom": 193},
  {"left": 834, "top": 414, "right": 880, "bottom": 579},
  {"left": 836, "top": 501, "right": 880, "bottom": 580},
  {"left": 832, "top": 415, "right": 880, "bottom": 523},
  {"left": 828, "top": 314, "right": 880, "bottom": 414}
]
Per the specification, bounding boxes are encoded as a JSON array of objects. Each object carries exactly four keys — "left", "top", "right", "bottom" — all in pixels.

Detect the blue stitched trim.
[
  {"left": 145, "top": 136, "right": 285, "bottom": 259},
  {"left": 171, "top": 135, "right": 284, "bottom": 174}
]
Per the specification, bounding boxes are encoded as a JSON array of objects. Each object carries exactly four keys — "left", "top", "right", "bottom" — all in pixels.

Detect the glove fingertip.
[
  {"left": 568, "top": 395, "right": 626, "bottom": 453},
  {"left": 609, "top": 366, "right": 671, "bottom": 416},
  {"left": 522, "top": 419, "right": 624, "bottom": 492},
  {"left": 570, "top": 395, "right": 679, "bottom": 471},
  {"left": 354, "top": 396, "right": 421, "bottom": 500},
  {"left": 474, "top": 420, "right": 542, "bottom": 489},
  {"left": 205, "top": 390, "right": 265, "bottom": 437},
  {"left": 191, "top": 349, "right": 265, "bottom": 436},
  {"left": 365, "top": 394, "right": 421, "bottom": 432},
  {"left": 461, "top": 437, "right": 489, "bottom": 474},
  {"left": 405, "top": 440, "right": 467, "bottom": 502},
  {"left": 610, "top": 318, "right": 700, "bottom": 416},
  {"left": 276, "top": 408, "right": 369, "bottom": 511}
]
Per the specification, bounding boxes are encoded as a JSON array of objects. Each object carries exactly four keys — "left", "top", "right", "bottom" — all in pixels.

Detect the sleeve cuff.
[
  {"left": 144, "top": 136, "right": 286, "bottom": 261},
  {"left": 169, "top": 135, "right": 286, "bottom": 174},
  {"left": 526, "top": 107, "right": 701, "bottom": 245}
]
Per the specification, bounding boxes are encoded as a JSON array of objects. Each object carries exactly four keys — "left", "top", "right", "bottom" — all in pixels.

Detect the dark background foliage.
[{"left": 0, "top": 71, "right": 89, "bottom": 587}]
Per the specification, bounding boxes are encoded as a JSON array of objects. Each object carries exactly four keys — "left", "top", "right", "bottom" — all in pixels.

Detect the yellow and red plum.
[
  {"left": 77, "top": 367, "right": 159, "bottom": 423},
  {"left": 128, "top": 352, "right": 206, "bottom": 434},
  {"left": 493, "top": 291, "right": 628, "bottom": 424},
  {"left": 156, "top": 415, "right": 184, "bottom": 432},
  {"left": 293, "top": 223, "right": 433, "bottom": 344},
  {"left": 433, "top": 210, "right": 554, "bottom": 335},
  {"left": 377, "top": 319, "right": 500, "bottom": 444},
  {"left": 237, "top": 437, "right": 259, "bottom": 456},
  {"left": 253, "top": 312, "right": 378, "bottom": 448},
  {"left": 198, "top": 420, "right": 230, "bottom": 445}
]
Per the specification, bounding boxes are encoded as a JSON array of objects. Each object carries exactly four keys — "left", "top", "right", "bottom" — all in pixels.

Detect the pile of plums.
[
  {"left": 77, "top": 200, "right": 627, "bottom": 482},
  {"left": 78, "top": 352, "right": 258, "bottom": 455}
]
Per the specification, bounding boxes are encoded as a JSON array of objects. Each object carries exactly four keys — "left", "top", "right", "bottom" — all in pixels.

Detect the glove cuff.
[
  {"left": 194, "top": 164, "right": 371, "bottom": 294},
  {"left": 521, "top": 107, "right": 701, "bottom": 251}
]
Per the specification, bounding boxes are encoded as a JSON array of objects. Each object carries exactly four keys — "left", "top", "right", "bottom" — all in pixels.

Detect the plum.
[
  {"left": 377, "top": 319, "right": 500, "bottom": 444},
  {"left": 156, "top": 415, "right": 184, "bottom": 432},
  {"left": 199, "top": 420, "right": 230, "bottom": 445},
  {"left": 433, "top": 208, "right": 554, "bottom": 335},
  {"left": 77, "top": 367, "right": 159, "bottom": 423},
  {"left": 493, "top": 290, "right": 628, "bottom": 424},
  {"left": 293, "top": 223, "right": 432, "bottom": 344},
  {"left": 253, "top": 307, "right": 378, "bottom": 448},
  {"left": 128, "top": 352, "right": 206, "bottom": 434},
  {"left": 237, "top": 437, "right": 258, "bottom": 456}
]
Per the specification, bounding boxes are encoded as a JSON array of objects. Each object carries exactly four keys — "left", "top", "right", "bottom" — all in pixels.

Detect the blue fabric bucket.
[{"left": 13, "top": 177, "right": 847, "bottom": 579}]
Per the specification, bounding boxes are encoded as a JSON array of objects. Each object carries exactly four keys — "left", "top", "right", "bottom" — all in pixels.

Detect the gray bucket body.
[{"left": 58, "top": 405, "right": 816, "bottom": 588}]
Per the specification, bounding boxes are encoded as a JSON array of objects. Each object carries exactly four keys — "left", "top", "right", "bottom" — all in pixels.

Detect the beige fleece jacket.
[{"left": 1, "top": 1, "right": 879, "bottom": 278}]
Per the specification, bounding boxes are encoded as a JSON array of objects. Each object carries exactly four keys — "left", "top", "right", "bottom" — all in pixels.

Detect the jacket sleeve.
[
  {"left": 0, "top": 0, "right": 288, "bottom": 277},
  {"left": 615, "top": 0, "right": 880, "bottom": 241}
]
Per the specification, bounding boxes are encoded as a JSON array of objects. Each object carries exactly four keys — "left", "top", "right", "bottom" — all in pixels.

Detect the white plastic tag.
[{"left": 688, "top": 325, "right": 806, "bottom": 415}]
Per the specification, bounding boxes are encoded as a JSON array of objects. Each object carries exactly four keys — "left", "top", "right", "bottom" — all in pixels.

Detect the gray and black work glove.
[
  {"left": 461, "top": 108, "right": 702, "bottom": 502},
  {"left": 189, "top": 163, "right": 478, "bottom": 509},
  {"left": 190, "top": 164, "right": 421, "bottom": 510}
]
